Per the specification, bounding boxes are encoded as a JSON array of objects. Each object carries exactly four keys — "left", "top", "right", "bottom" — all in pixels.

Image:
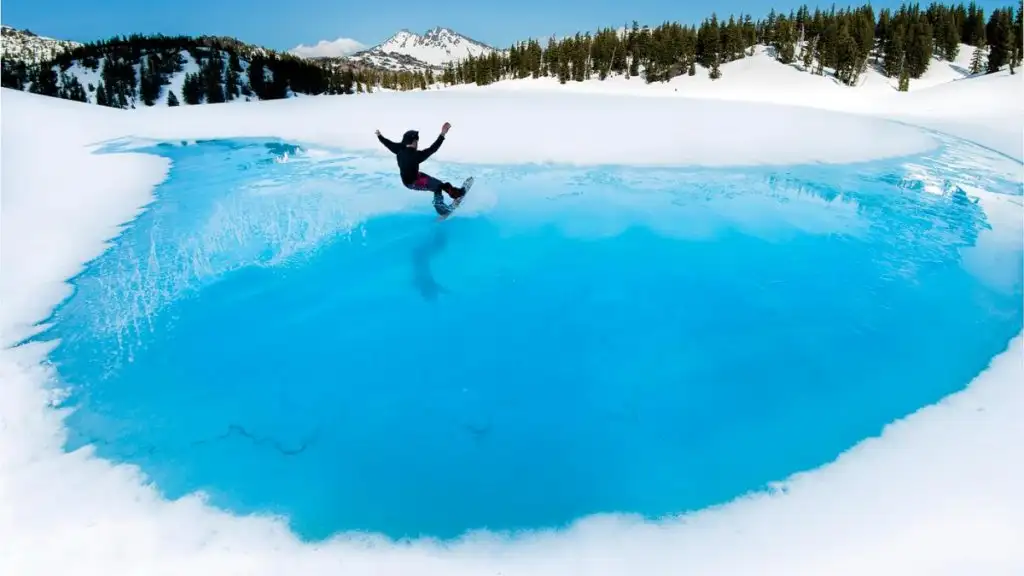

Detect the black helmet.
[{"left": 401, "top": 130, "right": 419, "bottom": 145}]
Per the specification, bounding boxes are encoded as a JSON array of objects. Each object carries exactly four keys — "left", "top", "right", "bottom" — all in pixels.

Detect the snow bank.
[
  {"left": 466, "top": 44, "right": 1023, "bottom": 161},
  {"left": 464, "top": 45, "right": 977, "bottom": 105},
  {"left": 880, "top": 71, "right": 1024, "bottom": 160},
  {"left": 1, "top": 79, "right": 1022, "bottom": 576},
  {"left": 0, "top": 94, "right": 160, "bottom": 346},
  {"left": 122, "top": 87, "right": 939, "bottom": 167}
]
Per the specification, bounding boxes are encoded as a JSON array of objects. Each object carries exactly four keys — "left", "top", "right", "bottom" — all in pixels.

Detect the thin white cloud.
[{"left": 289, "top": 37, "right": 367, "bottom": 58}]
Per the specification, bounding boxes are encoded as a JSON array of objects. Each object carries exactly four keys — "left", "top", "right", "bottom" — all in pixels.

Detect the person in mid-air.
[{"left": 376, "top": 122, "right": 471, "bottom": 217}]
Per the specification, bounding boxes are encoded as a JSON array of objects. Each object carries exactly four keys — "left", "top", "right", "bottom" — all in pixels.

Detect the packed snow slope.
[
  {"left": 463, "top": 44, "right": 1023, "bottom": 160},
  {"left": 1, "top": 68, "right": 1022, "bottom": 576}
]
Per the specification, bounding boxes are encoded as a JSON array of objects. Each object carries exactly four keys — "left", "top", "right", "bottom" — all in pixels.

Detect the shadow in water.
[
  {"left": 411, "top": 225, "right": 451, "bottom": 301},
  {"left": 948, "top": 187, "right": 988, "bottom": 247}
]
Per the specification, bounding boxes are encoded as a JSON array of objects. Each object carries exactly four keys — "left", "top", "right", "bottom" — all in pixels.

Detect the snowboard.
[{"left": 437, "top": 176, "right": 474, "bottom": 221}]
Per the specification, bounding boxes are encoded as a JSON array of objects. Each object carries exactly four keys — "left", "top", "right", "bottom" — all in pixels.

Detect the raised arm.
[
  {"left": 376, "top": 132, "right": 401, "bottom": 154},
  {"left": 416, "top": 134, "right": 445, "bottom": 162}
]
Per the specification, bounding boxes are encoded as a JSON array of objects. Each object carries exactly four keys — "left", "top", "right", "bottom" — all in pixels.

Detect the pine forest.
[{"left": 1, "top": 1, "right": 1020, "bottom": 109}]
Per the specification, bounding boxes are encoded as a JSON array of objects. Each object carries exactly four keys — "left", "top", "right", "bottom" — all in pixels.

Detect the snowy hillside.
[
  {"left": 348, "top": 27, "right": 497, "bottom": 71},
  {"left": 47, "top": 50, "right": 256, "bottom": 107},
  {"left": 1, "top": 25, "right": 81, "bottom": 65},
  {"left": 1, "top": 35, "right": 366, "bottom": 109},
  {"left": 474, "top": 43, "right": 985, "bottom": 100},
  {"left": 349, "top": 48, "right": 438, "bottom": 72},
  {"left": 461, "top": 42, "right": 1022, "bottom": 157},
  {"left": 5, "top": 3, "right": 1020, "bottom": 110}
]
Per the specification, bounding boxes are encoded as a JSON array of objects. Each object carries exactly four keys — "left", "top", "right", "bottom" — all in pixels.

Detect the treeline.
[
  {"left": 0, "top": 33, "right": 361, "bottom": 107},
  {"left": 2, "top": 1, "right": 1019, "bottom": 107},
  {"left": 436, "top": 0, "right": 1021, "bottom": 90},
  {"left": 314, "top": 58, "right": 439, "bottom": 92},
  {"left": 0, "top": 31, "right": 458, "bottom": 106}
]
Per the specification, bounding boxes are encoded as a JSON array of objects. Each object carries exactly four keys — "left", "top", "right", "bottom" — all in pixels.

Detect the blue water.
[{"left": 39, "top": 134, "right": 1023, "bottom": 541}]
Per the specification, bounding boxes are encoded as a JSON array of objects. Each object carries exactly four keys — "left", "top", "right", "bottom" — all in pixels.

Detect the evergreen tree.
[
  {"left": 876, "top": 9, "right": 891, "bottom": 62},
  {"left": 724, "top": 16, "right": 744, "bottom": 60},
  {"left": 709, "top": 54, "right": 722, "bottom": 79},
  {"left": 773, "top": 15, "right": 797, "bottom": 63},
  {"left": 202, "top": 51, "right": 226, "bottom": 103},
  {"left": 264, "top": 70, "right": 289, "bottom": 98},
  {"left": 0, "top": 61, "right": 29, "bottom": 90},
  {"left": 836, "top": 25, "right": 861, "bottom": 85},
  {"left": 969, "top": 42, "right": 986, "bottom": 74},
  {"left": 139, "top": 57, "right": 163, "bottom": 105},
  {"left": 29, "top": 66, "right": 60, "bottom": 96},
  {"left": 940, "top": 9, "right": 960, "bottom": 61},
  {"left": 965, "top": 3, "right": 986, "bottom": 45},
  {"left": 60, "top": 74, "right": 88, "bottom": 102},
  {"left": 248, "top": 55, "right": 266, "bottom": 97},
  {"left": 801, "top": 35, "right": 817, "bottom": 70},
  {"left": 182, "top": 72, "right": 203, "bottom": 104},
  {"left": 985, "top": 8, "right": 1014, "bottom": 73},
  {"left": 853, "top": 6, "right": 876, "bottom": 61},
  {"left": 172, "top": 51, "right": 187, "bottom": 74},
  {"left": 167, "top": 90, "right": 180, "bottom": 106},
  {"left": 225, "top": 58, "right": 240, "bottom": 100},
  {"left": 883, "top": 25, "right": 906, "bottom": 77},
  {"left": 95, "top": 81, "right": 109, "bottom": 106},
  {"left": 1016, "top": 1, "right": 1023, "bottom": 69},
  {"left": 904, "top": 19, "right": 934, "bottom": 78},
  {"left": 99, "top": 56, "right": 137, "bottom": 108},
  {"left": 1004, "top": 19, "right": 1017, "bottom": 74}
]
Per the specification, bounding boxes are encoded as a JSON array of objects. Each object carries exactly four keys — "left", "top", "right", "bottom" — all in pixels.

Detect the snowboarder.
[{"left": 376, "top": 122, "right": 469, "bottom": 217}]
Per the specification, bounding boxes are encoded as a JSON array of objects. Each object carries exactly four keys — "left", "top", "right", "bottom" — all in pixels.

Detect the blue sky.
[{"left": 1, "top": 0, "right": 1012, "bottom": 53}]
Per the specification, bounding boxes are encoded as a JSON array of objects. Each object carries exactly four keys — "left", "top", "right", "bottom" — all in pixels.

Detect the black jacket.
[{"left": 378, "top": 133, "right": 445, "bottom": 186}]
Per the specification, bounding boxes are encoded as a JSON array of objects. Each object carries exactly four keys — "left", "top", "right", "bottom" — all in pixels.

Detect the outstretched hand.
[
  {"left": 375, "top": 129, "right": 381, "bottom": 136},
  {"left": 441, "top": 122, "right": 451, "bottom": 135}
]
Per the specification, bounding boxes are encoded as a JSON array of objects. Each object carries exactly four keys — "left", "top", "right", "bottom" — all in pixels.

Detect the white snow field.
[
  {"left": 461, "top": 44, "right": 1023, "bottom": 159},
  {"left": 1, "top": 53, "right": 1023, "bottom": 576}
]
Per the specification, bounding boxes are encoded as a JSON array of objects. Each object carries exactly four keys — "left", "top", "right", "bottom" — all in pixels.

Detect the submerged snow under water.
[{"left": 37, "top": 135, "right": 1023, "bottom": 542}]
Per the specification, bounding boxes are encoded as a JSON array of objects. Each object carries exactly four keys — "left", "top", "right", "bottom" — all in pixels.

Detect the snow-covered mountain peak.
[
  {"left": 353, "top": 26, "right": 496, "bottom": 70},
  {"left": 423, "top": 26, "right": 467, "bottom": 44},
  {"left": 378, "top": 29, "right": 419, "bottom": 51}
]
